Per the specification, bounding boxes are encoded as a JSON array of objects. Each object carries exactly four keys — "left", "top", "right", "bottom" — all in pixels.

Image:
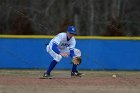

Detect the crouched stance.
[{"left": 43, "top": 26, "right": 82, "bottom": 78}]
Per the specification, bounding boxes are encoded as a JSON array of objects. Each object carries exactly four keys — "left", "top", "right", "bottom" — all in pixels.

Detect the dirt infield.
[{"left": 0, "top": 70, "right": 140, "bottom": 93}]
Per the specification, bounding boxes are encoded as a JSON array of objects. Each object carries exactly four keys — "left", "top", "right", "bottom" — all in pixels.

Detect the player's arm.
[
  {"left": 69, "top": 38, "right": 76, "bottom": 58},
  {"left": 70, "top": 48, "right": 75, "bottom": 58},
  {"left": 52, "top": 33, "right": 69, "bottom": 57},
  {"left": 51, "top": 33, "right": 62, "bottom": 54},
  {"left": 52, "top": 42, "right": 60, "bottom": 54},
  {"left": 52, "top": 42, "right": 68, "bottom": 57},
  {"left": 70, "top": 48, "right": 82, "bottom": 65}
]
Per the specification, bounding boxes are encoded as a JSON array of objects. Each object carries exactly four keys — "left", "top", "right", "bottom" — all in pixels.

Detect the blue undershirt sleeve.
[
  {"left": 70, "top": 49, "right": 75, "bottom": 58},
  {"left": 52, "top": 43, "right": 60, "bottom": 54}
]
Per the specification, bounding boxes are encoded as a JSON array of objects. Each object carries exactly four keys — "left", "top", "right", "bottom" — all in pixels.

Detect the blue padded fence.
[{"left": 0, "top": 37, "right": 140, "bottom": 70}]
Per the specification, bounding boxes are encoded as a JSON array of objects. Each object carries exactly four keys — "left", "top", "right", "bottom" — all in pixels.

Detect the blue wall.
[{"left": 0, "top": 38, "right": 140, "bottom": 70}]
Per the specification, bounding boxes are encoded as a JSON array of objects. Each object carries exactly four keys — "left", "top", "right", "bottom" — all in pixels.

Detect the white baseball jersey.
[
  {"left": 49, "top": 32, "right": 76, "bottom": 51},
  {"left": 46, "top": 32, "right": 81, "bottom": 62}
]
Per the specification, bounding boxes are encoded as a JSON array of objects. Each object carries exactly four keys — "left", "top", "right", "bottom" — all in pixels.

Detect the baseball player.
[{"left": 43, "top": 26, "right": 82, "bottom": 78}]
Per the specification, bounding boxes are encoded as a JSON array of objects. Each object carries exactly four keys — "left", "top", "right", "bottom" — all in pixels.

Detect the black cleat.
[
  {"left": 42, "top": 73, "right": 53, "bottom": 79},
  {"left": 71, "top": 72, "right": 84, "bottom": 77}
]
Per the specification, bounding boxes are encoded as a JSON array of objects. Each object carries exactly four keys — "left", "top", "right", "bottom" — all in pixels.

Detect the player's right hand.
[{"left": 60, "top": 52, "right": 69, "bottom": 57}]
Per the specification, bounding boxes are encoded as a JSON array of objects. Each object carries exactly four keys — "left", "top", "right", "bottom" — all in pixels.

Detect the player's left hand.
[{"left": 72, "top": 57, "right": 82, "bottom": 65}]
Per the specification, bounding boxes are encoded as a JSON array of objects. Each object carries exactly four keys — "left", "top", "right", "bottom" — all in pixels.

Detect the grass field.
[{"left": 0, "top": 69, "right": 140, "bottom": 93}]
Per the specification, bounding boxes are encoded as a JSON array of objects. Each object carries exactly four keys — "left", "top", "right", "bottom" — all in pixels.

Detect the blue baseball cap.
[{"left": 67, "top": 26, "right": 76, "bottom": 34}]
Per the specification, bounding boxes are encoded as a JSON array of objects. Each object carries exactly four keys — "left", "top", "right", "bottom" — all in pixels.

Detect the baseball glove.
[{"left": 72, "top": 57, "right": 82, "bottom": 65}]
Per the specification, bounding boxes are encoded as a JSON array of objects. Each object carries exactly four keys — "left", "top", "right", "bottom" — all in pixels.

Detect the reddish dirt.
[{"left": 0, "top": 76, "right": 140, "bottom": 87}]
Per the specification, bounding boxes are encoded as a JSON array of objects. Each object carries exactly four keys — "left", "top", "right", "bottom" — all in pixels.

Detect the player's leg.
[
  {"left": 70, "top": 48, "right": 83, "bottom": 76},
  {"left": 71, "top": 64, "right": 79, "bottom": 75},
  {"left": 71, "top": 64, "right": 84, "bottom": 77},
  {"left": 72, "top": 64, "right": 77, "bottom": 72},
  {"left": 43, "top": 46, "right": 62, "bottom": 77},
  {"left": 43, "top": 60, "right": 58, "bottom": 77}
]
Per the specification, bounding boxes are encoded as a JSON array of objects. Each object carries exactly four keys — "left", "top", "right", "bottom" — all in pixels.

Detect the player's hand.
[
  {"left": 60, "top": 52, "right": 69, "bottom": 57},
  {"left": 72, "top": 57, "right": 82, "bottom": 65}
]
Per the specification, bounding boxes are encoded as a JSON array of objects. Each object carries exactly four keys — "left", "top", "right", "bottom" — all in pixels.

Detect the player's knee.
[
  {"left": 55, "top": 55, "right": 62, "bottom": 62},
  {"left": 74, "top": 48, "right": 81, "bottom": 57}
]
